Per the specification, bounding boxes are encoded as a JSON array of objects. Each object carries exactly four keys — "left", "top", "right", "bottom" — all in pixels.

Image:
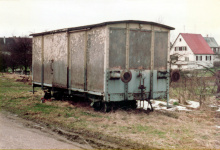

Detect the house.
[
  {"left": 170, "top": 33, "right": 214, "bottom": 70},
  {"left": 204, "top": 37, "right": 220, "bottom": 53},
  {"left": 204, "top": 37, "right": 220, "bottom": 62}
]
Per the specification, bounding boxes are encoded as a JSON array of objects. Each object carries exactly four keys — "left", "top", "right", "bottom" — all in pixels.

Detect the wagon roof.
[{"left": 30, "top": 20, "right": 175, "bottom": 36}]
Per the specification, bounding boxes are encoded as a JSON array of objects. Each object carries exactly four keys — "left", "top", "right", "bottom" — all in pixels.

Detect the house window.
[
  {"left": 182, "top": 46, "right": 187, "bottom": 51},
  {"left": 185, "top": 57, "right": 189, "bottom": 61},
  {"left": 175, "top": 46, "right": 187, "bottom": 51},
  {"left": 196, "top": 56, "right": 202, "bottom": 61},
  {"left": 179, "top": 38, "right": 181, "bottom": 42},
  {"left": 205, "top": 55, "right": 212, "bottom": 61},
  {"left": 206, "top": 56, "right": 208, "bottom": 61}
]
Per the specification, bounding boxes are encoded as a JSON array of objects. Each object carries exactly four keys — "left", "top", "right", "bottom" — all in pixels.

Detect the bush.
[
  {"left": 170, "top": 69, "right": 216, "bottom": 108},
  {"left": 173, "top": 102, "right": 179, "bottom": 105}
]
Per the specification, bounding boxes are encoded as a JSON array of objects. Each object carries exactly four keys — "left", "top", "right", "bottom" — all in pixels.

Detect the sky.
[{"left": 0, "top": 0, "right": 220, "bottom": 44}]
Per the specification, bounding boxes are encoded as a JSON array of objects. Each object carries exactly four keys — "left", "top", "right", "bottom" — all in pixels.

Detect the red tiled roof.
[{"left": 181, "top": 33, "right": 214, "bottom": 55}]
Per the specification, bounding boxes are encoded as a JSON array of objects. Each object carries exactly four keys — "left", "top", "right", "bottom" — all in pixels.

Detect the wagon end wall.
[{"left": 32, "top": 36, "right": 42, "bottom": 83}]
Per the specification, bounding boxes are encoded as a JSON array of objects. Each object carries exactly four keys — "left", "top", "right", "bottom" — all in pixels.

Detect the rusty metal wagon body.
[{"left": 31, "top": 20, "right": 175, "bottom": 111}]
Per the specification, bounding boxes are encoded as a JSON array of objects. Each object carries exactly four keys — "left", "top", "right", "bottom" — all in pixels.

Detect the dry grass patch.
[{"left": 1, "top": 73, "right": 220, "bottom": 149}]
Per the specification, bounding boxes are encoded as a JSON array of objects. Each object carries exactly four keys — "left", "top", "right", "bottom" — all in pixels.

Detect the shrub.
[{"left": 173, "top": 102, "right": 179, "bottom": 105}]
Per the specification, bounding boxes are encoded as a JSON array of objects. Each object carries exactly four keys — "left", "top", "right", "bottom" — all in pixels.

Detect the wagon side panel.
[
  {"left": 129, "top": 29, "right": 151, "bottom": 69},
  {"left": 52, "top": 33, "right": 67, "bottom": 88},
  {"left": 154, "top": 31, "right": 168, "bottom": 71},
  {"left": 153, "top": 31, "right": 169, "bottom": 99},
  {"left": 107, "top": 27, "right": 126, "bottom": 97},
  {"left": 69, "top": 32, "right": 85, "bottom": 90},
  {"left": 109, "top": 28, "right": 126, "bottom": 69},
  {"left": 43, "top": 34, "right": 54, "bottom": 85},
  {"left": 87, "top": 27, "right": 106, "bottom": 92}
]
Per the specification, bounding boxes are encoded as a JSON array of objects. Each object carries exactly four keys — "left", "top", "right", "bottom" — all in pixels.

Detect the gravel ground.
[{"left": 0, "top": 111, "right": 92, "bottom": 149}]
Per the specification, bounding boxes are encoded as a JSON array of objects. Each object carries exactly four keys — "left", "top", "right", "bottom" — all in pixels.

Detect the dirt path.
[{"left": 0, "top": 111, "right": 93, "bottom": 149}]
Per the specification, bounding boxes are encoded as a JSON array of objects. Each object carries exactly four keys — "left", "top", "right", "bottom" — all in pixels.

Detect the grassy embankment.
[{"left": 0, "top": 73, "right": 219, "bottom": 149}]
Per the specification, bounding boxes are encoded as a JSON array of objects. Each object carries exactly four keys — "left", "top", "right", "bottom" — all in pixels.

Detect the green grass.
[
  {"left": 173, "top": 102, "right": 179, "bottom": 105},
  {"left": 133, "top": 125, "right": 166, "bottom": 137},
  {"left": 31, "top": 103, "right": 58, "bottom": 114},
  {"left": 80, "top": 111, "right": 103, "bottom": 118},
  {"left": 134, "top": 124, "right": 150, "bottom": 132}
]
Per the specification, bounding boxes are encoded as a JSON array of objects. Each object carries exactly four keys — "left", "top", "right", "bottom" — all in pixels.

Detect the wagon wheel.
[
  {"left": 93, "top": 101, "right": 102, "bottom": 111},
  {"left": 171, "top": 70, "right": 180, "bottom": 82},
  {"left": 129, "top": 100, "right": 137, "bottom": 109},
  {"left": 103, "top": 102, "right": 111, "bottom": 112},
  {"left": 53, "top": 91, "right": 64, "bottom": 100}
]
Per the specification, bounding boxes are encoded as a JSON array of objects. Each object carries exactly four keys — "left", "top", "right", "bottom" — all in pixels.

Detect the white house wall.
[
  {"left": 170, "top": 34, "right": 195, "bottom": 70},
  {"left": 194, "top": 55, "right": 213, "bottom": 69},
  {"left": 170, "top": 34, "right": 194, "bottom": 61}
]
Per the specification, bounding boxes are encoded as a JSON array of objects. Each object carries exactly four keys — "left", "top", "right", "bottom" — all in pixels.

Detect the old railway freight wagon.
[{"left": 31, "top": 20, "right": 175, "bottom": 112}]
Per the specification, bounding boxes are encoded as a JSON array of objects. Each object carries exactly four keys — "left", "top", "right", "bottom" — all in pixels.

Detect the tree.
[
  {"left": 0, "top": 51, "right": 7, "bottom": 72},
  {"left": 0, "top": 38, "right": 16, "bottom": 72},
  {"left": 6, "top": 37, "right": 32, "bottom": 74},
  {"left": 14, "top": 37, "right": 32, "bottom": 74},
  {"left": 6, "top": 38, "right": 19, "bottom": 73}
]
